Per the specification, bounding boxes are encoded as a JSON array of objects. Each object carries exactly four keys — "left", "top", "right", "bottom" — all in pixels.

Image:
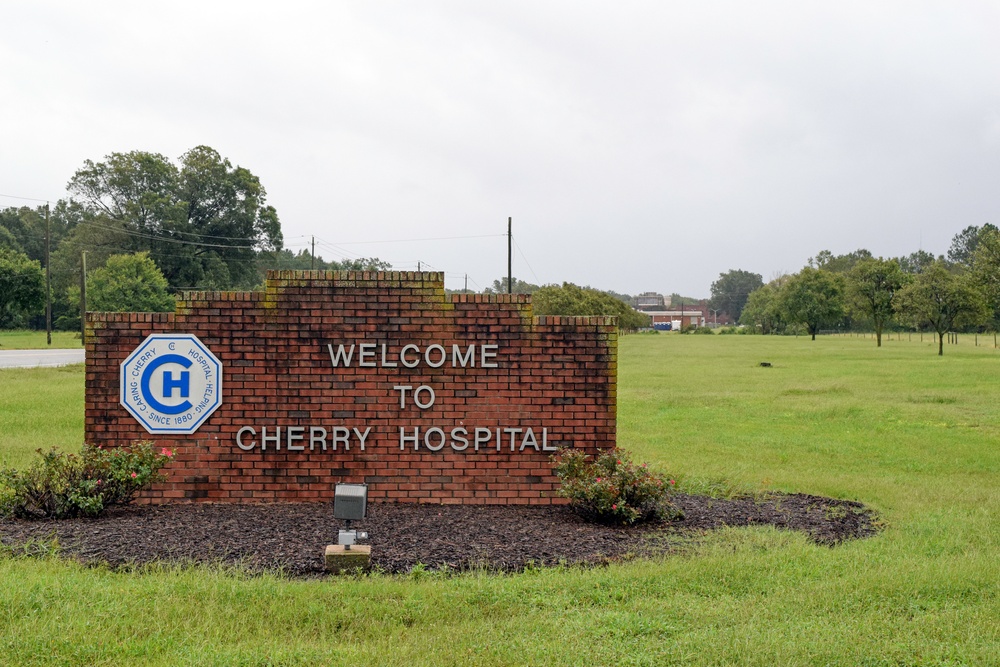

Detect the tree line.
[
  {"left": 0, "top": 147, "right": 388, "bottom": 330},
  {"left": 710, "top": 225, "right": 1000, "bottom": 355}
]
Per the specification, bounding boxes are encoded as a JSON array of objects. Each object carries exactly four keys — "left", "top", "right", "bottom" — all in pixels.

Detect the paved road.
[{"left": 0, "top": 349, "right": 86, "bottom": 368}]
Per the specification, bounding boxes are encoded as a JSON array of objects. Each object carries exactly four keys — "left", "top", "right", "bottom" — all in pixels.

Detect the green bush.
[
  {"left": 0, "top": 442, "right": 173, "bottom": 519},
  {"left": 552, "top": 449, "right": 682, "bottom": 525}
]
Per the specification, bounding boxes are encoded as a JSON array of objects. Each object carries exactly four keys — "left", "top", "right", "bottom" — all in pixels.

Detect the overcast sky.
[{"left": 3, "top": 2, "right": 999, "bottom": 296}]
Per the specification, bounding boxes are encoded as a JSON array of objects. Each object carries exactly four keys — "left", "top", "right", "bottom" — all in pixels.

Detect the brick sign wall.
[{"left": 85, "top": 271, "right": 617, "bottom": 505}]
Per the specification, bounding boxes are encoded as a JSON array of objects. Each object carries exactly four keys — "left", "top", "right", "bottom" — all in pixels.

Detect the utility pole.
[
  {"left": 45, "top": 203, "right": 51, "bottom": 345},
  {"left": 311, "top": 236, "right": 315, "bottom": 271},
  {"left": 80, "top": 251, "right": 87, "bottom": 344},
  {"left": 464, "top": 274, "right": 468, "bottom": 292},
  {"left": 418, "top": 261, "right": 421, "bottom": 272},
  {"left": 507, "top": 217, "right": 512, "bottom": 294}
]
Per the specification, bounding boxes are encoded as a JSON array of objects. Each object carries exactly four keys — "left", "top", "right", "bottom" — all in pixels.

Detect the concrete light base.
[{"left": 324, "top": 544, "right": 372, "bottom": 574}]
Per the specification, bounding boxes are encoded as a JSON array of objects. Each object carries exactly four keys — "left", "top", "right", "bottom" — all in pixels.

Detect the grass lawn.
[
  {"left": 1, "top": 334, "right": 998, "bottom": 665},
  {"left": 0, "top": 330, "right": 83, "bottom": 349}
]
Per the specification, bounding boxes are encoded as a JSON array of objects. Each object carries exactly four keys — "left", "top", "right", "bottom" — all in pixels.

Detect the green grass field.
[
  {"left": 0, "top": 330, "right": 82, "bottom": 350},
  {"left": 1, "top": 334, "right": 998, "bottom": 665}
]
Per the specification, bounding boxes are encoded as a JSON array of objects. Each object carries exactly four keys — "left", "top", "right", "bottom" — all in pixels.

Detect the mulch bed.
[{"left": 0, "top": 493, "right": 879, "bottom": 577}]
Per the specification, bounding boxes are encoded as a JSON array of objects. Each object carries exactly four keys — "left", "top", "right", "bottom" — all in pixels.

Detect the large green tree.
[
  {"left": 532, "top": 283, "right": 649, "bottom": 331},
  {"left": 709, "top": 269, "right": 763, "bottom": 323},
  {"left": 83, "top": 252, "right": 175, "bottom": 313},
  {"left": 896, "top": 260, "right": 987, "bottom": 356},
  {"left": 0, "top": 248, "right": 45, "bottom": 328},
  {"left": 67, "top": 146, "right": 282, "bottom": 290},
  {"left": 847, "top": 258, "right": 909, "bottom": 347},
  {"left": 779, "top": 268, "right": 845, "bottom": 340}
]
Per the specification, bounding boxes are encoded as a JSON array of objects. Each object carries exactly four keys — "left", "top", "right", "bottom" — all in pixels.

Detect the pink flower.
[
  {"left": 161, "top": 448, "right": 173, "bottom": 457},
  {"left": 616, "top": 460, "right": 622, "bottom": 465},
  {"left": 596, "top": 477, "right": 602, "bottom": 483},
  {"left": 96, "top": 479, "right": 102, "bottom": 486},
  {"left": 669, "top": 479, "right": 675, "bottom": 485},
  {"left": 612, "top": 504, "right": 617, "bottom": 510},
  {"left": 130, "top": 472, "right": 138, "bottom": 478}
]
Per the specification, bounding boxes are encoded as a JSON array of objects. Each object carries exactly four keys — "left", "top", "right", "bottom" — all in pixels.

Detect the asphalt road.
[{"left": 0, "top": 349, "right": 86, "bottom": 368}]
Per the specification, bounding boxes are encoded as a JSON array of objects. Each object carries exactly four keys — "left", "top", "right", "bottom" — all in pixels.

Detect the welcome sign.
[{"left": 86, "top": 271, "right": 617, "bottom": 505}]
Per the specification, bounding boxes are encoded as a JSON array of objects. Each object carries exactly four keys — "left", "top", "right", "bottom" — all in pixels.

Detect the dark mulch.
[{"left": 0, "top": 493, "right": 879, "bottom": 577}]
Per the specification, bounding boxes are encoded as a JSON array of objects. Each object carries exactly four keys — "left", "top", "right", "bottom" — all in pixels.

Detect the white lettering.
[
  {"left": 400, "top": 344, "right": 420, "bottom": 368},
  {"left": 286, "top": 425, "right": 305, "bottom": 451},
  {"left": 474, "top": 428, "right": 492, "bottom": 451},
  {"left": 353, "top": 427, "right": 371, "bottom": 451},
  {"left": 451, "top": 427, "right": 469, "bottom": 451},
  {"left": 452, "top": 344, "right": 475, "bottom": 368},
  {"left": 358, "top": 343, "right": 377, "bottom": 367},
  {"left": 332, "top": 426, "right": 350, "bottom": 450},
  {"left": 327, "top": 344, "right": 355, "bottom": 367},
  {"left": 424, "top": 427, "right": 446, "bottom": 451},
  {"left": 400, "top": 427, "right": 419, "bottom": 450},
  {"left": 261, "top": 427, "right": 280, "bottom": 451},
  {"left": 413, "top": 385, "right": 435, "bottom": 409},
  {"left": 236, "top": 426, "right": 256, "bottom": 451},
  {"left": 310, "top": 426, "right": 328, "bottom": 451},
  {"left": 424, "top": 344, "right": 446, "bottom": 368},
  {"left": 380, "top": 344, "right": 397, "bottom": 367}
]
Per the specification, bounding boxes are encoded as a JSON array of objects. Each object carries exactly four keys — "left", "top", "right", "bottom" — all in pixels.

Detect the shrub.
[
  {"left": 0, "top": 442, "right": 173, "bottom": 519},
  {"left": 552, "top": 449, "right": 682, "bottom": 525}
]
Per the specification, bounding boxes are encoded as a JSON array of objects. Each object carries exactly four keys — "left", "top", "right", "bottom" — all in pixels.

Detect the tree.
[
  {"left": 67, "top": 146, "right": 283, "bottom": 290},
  {"left": 484, "top": 277, "right": 541, "bottom": 294},
  {"left": 779, "top": 268, "right": 845, "bottom": 340},
  {"left": 895, "top": 260, "right": 987, "bottom": 356},
  {"left": 948, "top": 224, "right": 998, "bottom": 266},
  {"left": 0, "top": 248, "right": 45, "bottom": 328},
  {"left": 709, "top": 269, "right": 764, "bottom": 323},
  {"left": 897, "top": 250, "right": 936, "bottom": 275},
  {"left": 258, "top": 249, "right": 391, "bottom": 274},
  {"left": 0, "top": 203, "right": 80, "bottom": 265},
  {"left": 739, "top": 282, "right": 785, "bottom": 334},
  {"left": 969, "top": 226, "right": 1000, "bottom": 329},
  {"left": 83, "top": 252, "right": 175, "bottom": 313},
  {"left": 809, "top": 249, "right": 873, "bottom": 273},
  {"left": 532, "top": 283, "right": 650, "bottom": 331},
  {"left": 846, "top": 258, "right": 909, "bottom": 347}
]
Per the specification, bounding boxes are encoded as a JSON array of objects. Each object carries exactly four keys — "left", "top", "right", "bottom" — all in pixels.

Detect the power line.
[
  {"left": 0, "top": 192, "right": 53, "bottom": 204},
  {"left": 512, "top": 236, "right": 541, "bottom": 285}
]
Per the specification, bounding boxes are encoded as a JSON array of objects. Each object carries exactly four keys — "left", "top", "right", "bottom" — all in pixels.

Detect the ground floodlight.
[{"left": 334, "top": 483, "right": 368, "bottom": 549}]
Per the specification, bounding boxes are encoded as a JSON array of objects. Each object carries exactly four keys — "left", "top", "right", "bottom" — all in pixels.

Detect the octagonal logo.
[{"left": 120, "top": 334, "right": 223, "bottom": 434}]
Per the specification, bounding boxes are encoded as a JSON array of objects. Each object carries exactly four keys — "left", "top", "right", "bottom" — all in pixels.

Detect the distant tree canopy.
[
  {"left": 0, "top": 247, "right": 45, "bottom": 328},
  {"left": 68, "top": 146, "right": 283, "bottom": 290},
  {"left": 0, "top": 146, "right": 397, "bottom": 331},
  {"left": 709, "top": 269, "right": 763, "bottom": 323},
  {"left": 948, "top": 224, "right": 998, "bottom": 267},
  {"left": 483, "top": 277, "right": 541, "bottom": 294},
  {"left": 532, "top": 283, "right": 649, "bottom": 331},
  {"left": 260, "top": 249, "right": 391, "bottom": 274},
  {"left": 897, "top": 250, "right": 937, "bottom": 275},
  {"left": 809, "top": 248, "right": 873, "bottom": 273}
]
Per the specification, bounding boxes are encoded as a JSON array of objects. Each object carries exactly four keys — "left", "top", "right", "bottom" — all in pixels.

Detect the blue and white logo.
[{"left": 120, "top": 334, "right": 223, "bottom": 434}]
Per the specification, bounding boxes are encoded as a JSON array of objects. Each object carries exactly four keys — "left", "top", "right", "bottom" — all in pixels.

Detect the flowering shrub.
[
  {"left": 0, "top": 442, "right": 173, "bottom": 519},
  {"left": 552, "top": 449, "right": 682, "bottom": 525}
]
